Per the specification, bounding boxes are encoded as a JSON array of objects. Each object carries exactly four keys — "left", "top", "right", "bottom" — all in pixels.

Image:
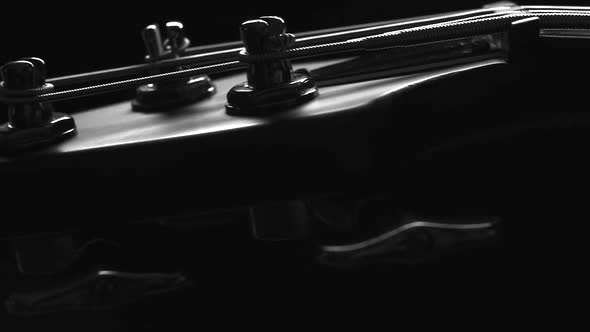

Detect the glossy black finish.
[
  {"left": 0, "top": 14, "right": 585, "bottom": 238},
  {"left": 0, "top": 7, "right": 586, "bottom": 244},
  {"left": 164, "top": 22, "right": 190, "bottom": 54},
  {"left": 226, "top": 69, "right": 318, "bottom": 115},
  {"left": 141, "top": 24, "right": 166, "bottom": 62},
  {"left": 0, "top": 58, "right": 76, "bottom": 152},
  {"left": 133, "top": 22, "right": 215, "bottom": 111},
  {"left": 1, "top": 60, "right": 53, "bottom": 128},
  {"left": 0, "top": 58, "right": 507, "bottom": 237},
  {"left": 226, "top": 17, "right": 318, "bottom": 115},
  {"left": 241, "top": 17, "right": 294, "bottom": 89},
  {"left": 133, "top": 76, "right": 215, "bottom": 111}
]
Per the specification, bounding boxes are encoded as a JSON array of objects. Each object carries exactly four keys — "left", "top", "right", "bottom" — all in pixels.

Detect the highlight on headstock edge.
[{"left": 2, "top": 2, "right": 590, "bottom": 153}]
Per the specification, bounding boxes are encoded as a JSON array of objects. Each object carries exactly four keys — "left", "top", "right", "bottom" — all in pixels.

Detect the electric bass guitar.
[{"left": 0, "top": 2, "right": 588, "bottom": 322}]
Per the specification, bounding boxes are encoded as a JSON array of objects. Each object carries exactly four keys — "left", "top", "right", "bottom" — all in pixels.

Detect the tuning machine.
[
  {"left": 226, "top": 16, "right": 318, "bottom": 115},
  {"left": 0, "top": 58, "right": 76, "bottom": 153},
  {"left": 132, "top": 21, "right": 215, "bottom": 111}
]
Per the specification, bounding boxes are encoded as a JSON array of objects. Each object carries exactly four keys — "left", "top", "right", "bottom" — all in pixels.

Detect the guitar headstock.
[
  {"left": 1, "top": 4, "right": 590, "bottom": 237},
  {"left": 0, "top": 6, "right": 524, "bottom": 235}
]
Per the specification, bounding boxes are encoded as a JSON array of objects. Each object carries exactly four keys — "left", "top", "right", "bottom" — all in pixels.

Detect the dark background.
[{"left": 0, "top": 0, "right": 580, "bottom": 79}]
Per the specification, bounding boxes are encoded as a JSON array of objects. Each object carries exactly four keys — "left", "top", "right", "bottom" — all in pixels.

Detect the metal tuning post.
[
  {"left": 132, "top": 21, "right": 215, "bottom": 111},
  {"left": 0, "top": 58, "right": 76, "bottom": 153},
  {"left": 226, "top": 16, "right": 318, "bottom": 115}
]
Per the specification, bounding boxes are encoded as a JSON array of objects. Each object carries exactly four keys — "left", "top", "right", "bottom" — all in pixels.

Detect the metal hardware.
[
  {"left": 31, "top": 7, "right": 508, "bottom": 89},
  {"left": 0, "top": 58, "right": 76, "bottom": 152},
  {"left": 226, "top": 16, "right": 318, "bottom": 115},
  {"left": 1, "top": 9, "right": 589, "bottom": 106},
  {"left": 132, "top": 21, "right": 215, "bottom": 111},
  {"left": 142, "top": 24, "right": 166, "bottom": 61}
]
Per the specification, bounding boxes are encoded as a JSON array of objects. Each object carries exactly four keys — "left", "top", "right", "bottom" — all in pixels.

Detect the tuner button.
[
  {"left": 165, "top": 21, "right": 189, "bottom": 53},
  {"left": 259, "top": 16, "right": 286, "bottom": 35},
  {"left": 259, "top": 16, "right": 295, "bottom": 49},
  {"left": 240, "top": 19, "right": 269, "bottom": 54},
  {"left": 1, "top": 60, "right": 37, "bottom": 89},
  {"left": 142, "top": 24, "right": 165, "bottom": 61},
  {"left": 20, "top": 57, "right": 47, "bottom": 86}
]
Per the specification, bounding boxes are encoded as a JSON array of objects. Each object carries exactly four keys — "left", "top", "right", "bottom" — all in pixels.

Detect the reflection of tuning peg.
[
  {"left": 317, "top": 215, "right": 500, "bottom": 267},
  {"left": 6, "top": 270, "right": 190, "bottom": 315}
]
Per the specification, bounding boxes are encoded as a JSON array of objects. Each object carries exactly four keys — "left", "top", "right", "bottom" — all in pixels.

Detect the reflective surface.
[
  {"left": 18, "top": 59, "right": 503, "bottom": 155},
  {"left": 0, "top": 58, "right": 76, "bottom": 152},
  {"left": 133, "top": 21, "right": 215, "bottom": 111}
]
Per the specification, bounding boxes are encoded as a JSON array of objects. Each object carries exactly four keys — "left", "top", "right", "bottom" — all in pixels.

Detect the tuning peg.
[
  {"left": 133, "top": 21, "right": 215, "bottom": 111},
  {"left": 240, "top": 19, "right": 269, "bottom": 54},
  {"left": 1, "top": 59, "right": 52, "bottom": 129},
  {"left": 1, "top": 60, "right": 37, "bottom": 90},
  {"left": 259, "top": 16, "right": 295, "bottom": 49},
  {"left": 0, "top": 58, "right": 76, "bottom": 152},
  {"left": 164, "top": 21, "right": 190, "bottom": 53},
  {"left": 142, "top": 24, "right": 165, "bottom": 61},
  {"left": 260, "top": 16, "right": 286, "bottom": 34},
  {"left": 226, "top": 16, "right": 318, "bottom": 115},
  {"left": 21, "top": 57, "right": 47, "bottom": 85}
]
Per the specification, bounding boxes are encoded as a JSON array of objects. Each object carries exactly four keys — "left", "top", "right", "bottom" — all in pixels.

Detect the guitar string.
[
  {"left": 0, "top": 12, "right": 527, "bottom": 101},
  {"left": 2, "top": 9, "right": 590, "bottom": 104},
  {"left": 45, "top": 8, "right": 590, "bottom": 85},
  {"left": 243, "top": 11, "right": 590, "bottom": 62},
  {"left": 42, "top": 7, "right": 508, "bottom": 89},
  {"left": 0, "top": 61, "right": 245, "bottom": 103}
]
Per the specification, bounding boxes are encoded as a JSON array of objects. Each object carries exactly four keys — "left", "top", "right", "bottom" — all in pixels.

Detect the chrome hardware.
[
  {"left": 133, "top": 21, "right": 215, "bottom": 111},
  {"left": 0, "top": 58, "right": 76, "bottom": 152},
  {"left": 142, "top": 24, "right": 166, "bottom": 61},
  {"left": 164, "top": 21, "right": 190, "bottom": 53},
  {"left": 226, "top": 16, "right": 318, "bottom": 115}
]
